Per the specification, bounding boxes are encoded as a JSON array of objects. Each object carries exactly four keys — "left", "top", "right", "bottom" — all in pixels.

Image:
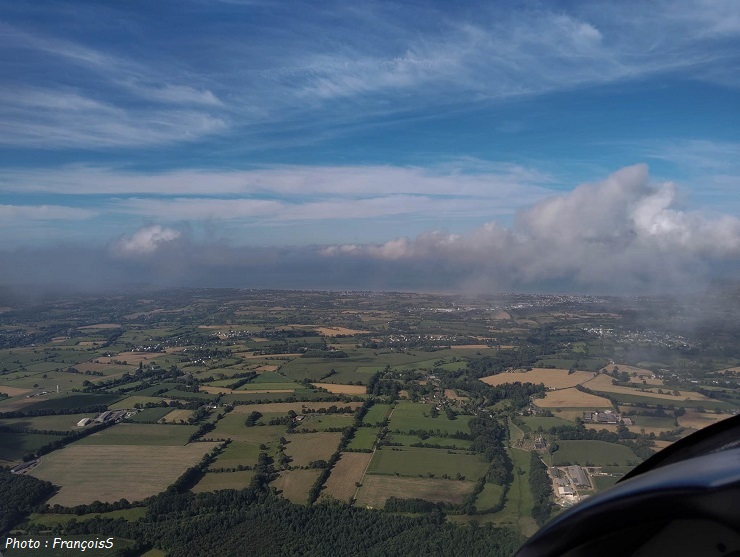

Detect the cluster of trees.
[
  {"left": 468, "top": 416, "right": 512, "bottom": 486},
  {"left": 0, "top": 468, "right": 56, "bottom": 534},
  {"left": 367, "top": 372, "right": 401, "bottom": 398},
  {"left": 528, "top": 452, "right": 553, "bottom": 526},
  {"left": 384, "top": 497, "right": 452, "bottom": 514}
]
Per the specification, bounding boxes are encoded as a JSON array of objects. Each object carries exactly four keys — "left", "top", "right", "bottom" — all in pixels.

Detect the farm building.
[
  {"left": 95, "top": 411, "right": 112, "bottom": 423},
  {"left": 567, "top": 465, "right": 590, "bottom": 487},
  {"left": 558, "top": 486, "right": 575, "bottom": 496},
  {"left": 77, "top": 418, "right": 92, "bottom": 427}
]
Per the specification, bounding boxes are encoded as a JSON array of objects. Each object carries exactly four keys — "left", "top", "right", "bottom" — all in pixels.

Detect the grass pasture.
[
  {"left": 484, "top": 449, "right": 538, "bottom": 536},
  {"left": 76, "top": 423, "right": 197, "bottom": 446},
  {"left": 210, "top": 441, "right": 263, "bottom": 468},
  {"left": 231, "top": 401, "right": 363, "bottom": 414},
  {"left": 387, "top": 433, "right": 472, "bottom": 450},
  {"left": 387, "top": 402, "right": 471, "bottom": 435},
  {"left": 30, "top": 443, "right": 219, "bottom": 505},
  {"left": 323, "top": 452, "right": 372, "bottom": 502},
  {"left": 126, "top": 407, "right": 173, "bottom": 423},
  {"left": 273, "top": 469, "right": 322, "bottom": 504},
  {"left": 474, "top": 482, "right": 505, "bottom": 512},
  {"left": 480, "top": 368, "right": 594, "bottom": 389},
  {"left": 0, "top": 413, "right": 96, "bottom": 432},
  {"left": 284, "top": 432, "right": 342, "bottom": 466},
  {"left": 296, "top": 413, "right": 354, "bottom": 431},
  {"left": 367, "top": 446, "right": 487, "bottom": 479},
  {"left": 22, "top": 393, "right": 123, "bottom": 412},
  {"left": 520, "top": 416, "right": 573, "bottom": 431},
  {"left": 191, "top": 470, "right": 254, "bottom": 493},
  {"left": 552, "top": 440, "right": 640, "bottom": 466},
  {"left": 355, "top": 476, "right": 475, "bottom": 509},
  {"left": 0, "top": 431, "right": 63, "bottom": 463},
  {"left": 347, "top": 427, "right": 378, "bottom": 450},
  {"left": 362, "top": 404, "right": 392, "bottom": 425}
]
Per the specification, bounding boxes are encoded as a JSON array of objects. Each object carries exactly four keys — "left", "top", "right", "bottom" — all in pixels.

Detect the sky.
[{"left": 1, "top": 0, "right": 740, "bottom": 293}]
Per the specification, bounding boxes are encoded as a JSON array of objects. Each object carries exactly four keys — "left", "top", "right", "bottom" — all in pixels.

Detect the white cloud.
[
  {"left": 110, "top": 225, "right": 181, "bottom": 257},
  {"left": 322, "top": 165, "right": 740, "bottom": 290},
  {"left": 0, "top": 204, "right": 96, "bottom": 223}
]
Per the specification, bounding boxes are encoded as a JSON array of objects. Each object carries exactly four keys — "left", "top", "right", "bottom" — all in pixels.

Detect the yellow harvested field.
[
  {"left": 315, "top": 327, "right": 370, "bottom": 336},
  {"left": 161, "top": 409, "right": 193, "bottom": 423},
  {"left": 232, "top": 401, "right": 363, "bottom": 414},
  {"left": 480, "top": 368, "right": 595, "bottom": 389},
  {"left": 273, "top": 469, "right": 321, "bottom": 504},
  {"left": 0, "top": 385, "right": 33, "bottom": 397},
  {"left": 312, "top": 383, "right": 367, "bottom": 395},
  {"left": 31, "top": 443, "right": 218, "bottom": 506},
  {"left": 716, "top": 367, "right": 740, "bottom": 374},
  {"left": 587, "top": 374, "right": 711, "bottom": 401},
  {"left": 284, "top": 432, "right": 342, "bottom": 467},
  {"left": 652, "top": 440, "right": 674, "bottom": 450},
  {"left": 78, "top": 323, "right": 121, "bottom": 329},
  {"left": 323, "top": 452, "right": 372, "bottom": 502},
  {"left": 535, "top": 388, "right": 612, "bottom": 408},
  {"left": 355, "top": 476, "right": 475, "bottom": 509},
  {"left": 255, "top": 365, "right": 279, "bottom": 372},
  {"left": 201, "top": 386, "right": 294, "bottom": 395},
  {"left": 451, "top": 344, "right": 490, "bottom": 350},
  {"left": 77, "top": 341, "right": 101, "bottom": 347},
  {"left": 679, "top": 411, "right": 735, "bottom": 430},
  {"left": 492, "top": 311, "right": 511, "bottom": 320},
  {"left": 234, "top": 352, "right": 303, "bottom": 359}
]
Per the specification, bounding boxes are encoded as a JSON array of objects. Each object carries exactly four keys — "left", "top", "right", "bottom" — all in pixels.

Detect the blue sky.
[{"left": 1, "top": 0, "right": 740, "bottom": 292}]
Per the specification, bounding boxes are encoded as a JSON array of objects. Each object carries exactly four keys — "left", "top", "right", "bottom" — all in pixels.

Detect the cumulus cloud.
[
  {"left": 110, "top": 225, "right": 182, "bottom": 257},
  {"left": 322, "top": 165, "right": 740, "bottom": 292}
]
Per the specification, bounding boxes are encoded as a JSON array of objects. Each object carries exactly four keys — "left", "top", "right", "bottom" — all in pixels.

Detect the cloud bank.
[
  {"left": 321, "top": 164, "right": 740, "bottom": 292},
  {"left": 1, "top": 165, "right": 739, "bottom": 294}
]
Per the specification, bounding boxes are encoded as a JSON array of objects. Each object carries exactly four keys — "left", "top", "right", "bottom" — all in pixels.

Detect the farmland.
[
  {"left": 1, "top": 287, "right": 739, "bottom": 546},
  {"left": 30, "top": 443, "right": 218, "bottom": 505}
]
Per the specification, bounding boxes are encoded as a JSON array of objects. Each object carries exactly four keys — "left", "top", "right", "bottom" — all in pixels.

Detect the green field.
[
  {"left": 593, "top": 390, "right": 734, "bottom": 410},
  {"left": 210, "top": 415, "right": 285, "bottom": 445},
  {"left": 520, "top": 416, "right": 573, "bottom": 431},
  {"left": 630, "top": 415, "right": 677, "bottom": 428},
  {"left": 0, "top": 431, "right": 63, "bottom": 462},
  {"left": 75, "top": 423, "right": 197, "bottom": 446},
  {"left": 387, "top": 402, "right": 471, "bottom": 435},
  {"left": 347, "top": 427, "right": 378, "bottom": 450},
  {"left": 387, "top": 433, "right": 472, "bottom": 449},
  {"left": 591, "top": 475, "right": 619, "bottom": 491},
  {"left": 552, "top": 440, "right": 640, "bottom": 466},
  {"left": 0, "top": 413, "right": 96, "bottom": 431},
  {"left": 126, "top": 407, "right": 175, "bottom": 422},
  {"left": 22, "top": 393, "right": 123, "bottom": 412},
  {"left": 211, "top": 440, "right": 263, "bottom": 467},
  {"left": 474, "top": 482, "right": 505, "bottom": 512},
  {"left": 367, "top": 446, "right": 487, "bottom": 479},
  {"left": 192, "top": 470, "right": 255, "bottom": 492},
  {"left": 362, "top": 404, "right": 392, "bottom": 425},
  {"left": 481, "top": 448, "right": 538, "bottom": 536},
  {"left": 296, "top": 413, "right": 354, "bottom": 431}
]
